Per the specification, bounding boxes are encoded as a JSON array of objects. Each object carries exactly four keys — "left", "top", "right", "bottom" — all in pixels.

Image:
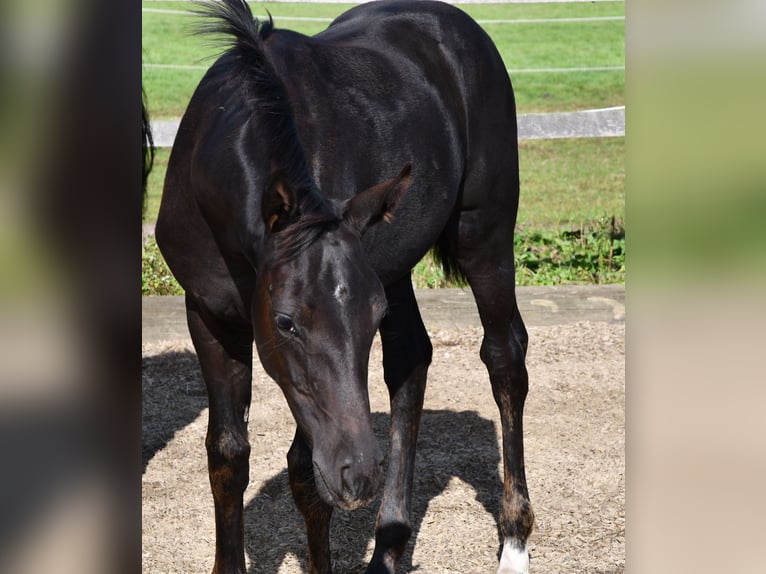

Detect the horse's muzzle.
[{"left": 314, "top": 446, "right": 384, "bottom": 510}]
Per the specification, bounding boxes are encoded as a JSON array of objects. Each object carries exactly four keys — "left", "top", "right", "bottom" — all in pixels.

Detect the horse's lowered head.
[{"left": 252, "top": 164, "right": 411, "bottom": 510}]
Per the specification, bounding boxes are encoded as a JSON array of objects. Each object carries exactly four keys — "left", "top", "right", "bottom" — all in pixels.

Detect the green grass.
[
  {"left": 142, "top": 2, "right": 625, "bottom": 290},
  {"left": 144, "top": 138, "right": 625, "bottom": 228},
  {"left": 144, "top": 147, "right": 170, "bottom": 222},
  {"left": 143, "top": 216, "right": 625, "bottom": 294},
  {"left": 144, "top": 137, "right": 625, "bottom": 290},
  {"left": 411, "top": 217, "right": 625, "bottom": 288},
  {"left": 518, "top": 138, "right": 624, "bottom": 227},
  {"left": 142, "top": 1, "right": 624, "bottom": 117},
  {"left": 514, "top": 216, "right": 624, "bottom": 286}
]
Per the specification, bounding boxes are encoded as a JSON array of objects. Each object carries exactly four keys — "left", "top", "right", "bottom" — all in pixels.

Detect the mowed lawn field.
[
  {"left": 142, "top": 1, "right": 625, "bottom": 286},
  {"left": 142, "top": 1, "right": 624, "bottom": 118}
]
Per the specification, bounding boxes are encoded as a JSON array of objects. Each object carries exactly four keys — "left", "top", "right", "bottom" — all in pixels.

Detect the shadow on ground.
[
  {"left": 242, "top": 409, "right": 503, "bottom": 574},
  {"left": 142, "top": 350, "right": 207, "bottom": 473},
  {"left": 142, "top": 351, "right": 504, "bottom": 573}
]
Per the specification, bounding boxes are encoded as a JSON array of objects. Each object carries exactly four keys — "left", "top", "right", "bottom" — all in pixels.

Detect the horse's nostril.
[{"left": 340, "top": 460, "right": 354, "bottom": 493}]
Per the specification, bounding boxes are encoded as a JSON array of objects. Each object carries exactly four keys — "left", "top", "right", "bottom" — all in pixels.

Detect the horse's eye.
[{"left": 275, "top": 314, "right": 297, "bottom": 335}]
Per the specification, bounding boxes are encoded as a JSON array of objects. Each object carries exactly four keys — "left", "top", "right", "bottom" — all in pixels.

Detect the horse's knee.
[
  {"left": 382, "top": 328, "right": 432, "bottom": 391},
  {"left": 286, "top": 433, "right": 315, "bottom": 488},
  {"left": 513, "top": 315, "right": 529, "bottom": 356},
  {"left": 206, "top": 427, "right": 250, "bottom": 492},
  {"left": 368, "top": 518, "right": 412, "bottom": 573},
  {"left": 286, "top": 434, "right": 309, "bottom": 473},
  {"left": 410, "top": 334, "right": 433, "bottom": 385}
]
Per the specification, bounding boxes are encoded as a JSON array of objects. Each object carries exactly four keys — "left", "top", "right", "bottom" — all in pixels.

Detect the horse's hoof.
[{"left": 497, "top": 539, "right": 529, "bottom": 574}]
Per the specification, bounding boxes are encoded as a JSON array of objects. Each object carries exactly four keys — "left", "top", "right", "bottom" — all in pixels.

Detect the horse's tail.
[
  {"left": 432, "top": 234, "right": 469, "bottom": 288},
  {"left": 193, "top": 0, "right": 274, "bottom": 66}
]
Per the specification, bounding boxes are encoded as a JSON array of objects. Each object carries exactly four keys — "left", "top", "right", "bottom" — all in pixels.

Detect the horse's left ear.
[
  {"left": 343, "top": 164, "right": 411, "bottom": 235},
  {"left": 262, "top": 170, "right": 299, "bottom": 233}
]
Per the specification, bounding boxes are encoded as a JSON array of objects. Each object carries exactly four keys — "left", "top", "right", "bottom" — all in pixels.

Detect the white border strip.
[
  {"left": 150, "top": 106, "right": 625, "bottom": 147},
  {"left": 518, "top": 105, "right": 625, "bottom": 140}
]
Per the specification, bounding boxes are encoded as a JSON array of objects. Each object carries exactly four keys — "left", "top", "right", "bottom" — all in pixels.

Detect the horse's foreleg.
[
  {"left": 367, "top": 279, "right": 432, "bottom": 574},
  {"left": 187, "top": 299, "right": 253, "bottom": 574},
  {"left": 287, "top": 430, "right": 333, "bottom": 574}
]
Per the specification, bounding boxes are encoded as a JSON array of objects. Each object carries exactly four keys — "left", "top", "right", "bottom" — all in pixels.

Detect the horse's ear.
[
  {"left": 343, "top": 164, "right": 411, "bottom": 235},
  {"left": 262, "top": 171, "right": 299, "bottom": 233}
]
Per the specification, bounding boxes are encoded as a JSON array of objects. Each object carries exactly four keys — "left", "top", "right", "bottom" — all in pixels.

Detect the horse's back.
[
  {"left": 322, "top": 0, "right": 521, "bottom": 274},
  {"left": 263, "top": 1, "right": 517, "bottom": 282},
  {"left": 332, "top": 0, "right": 521, "bottom": 222},
  {"left": 158, "top": 0, "right": 519, "bottom": 301}
]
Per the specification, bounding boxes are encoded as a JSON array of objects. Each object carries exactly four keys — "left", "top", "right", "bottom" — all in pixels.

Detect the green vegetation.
[
  {"left": 514, "top": 216, "right": 624, "bottom": 286},
  {"left": 518, "top": 138, "right": 624, "bottom": 226},
  {"left": 142, "top": 1, "right": 624, "bottom": 116},
  {"left": 143, "top": 137, "right": 625, "bottom": 291},
  {"left": 412, "top": 217, "right": 625, "bottom": 288},
  {"left": 142, "top": 236, "right": 183, "bottom": 296},
  {"left": 144, "top": 139, "right": 625, "bottom": 228},
  {"left": 142, "top": 215, "right": 625, "bottom": 293},
  {"left": 144, "top": 147, "right": 170, "bottom": 223},
  {"left": 141, "top": 2, "right": 625, "bottom": 291}
]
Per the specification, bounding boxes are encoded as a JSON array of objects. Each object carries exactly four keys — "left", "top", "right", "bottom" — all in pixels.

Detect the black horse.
[{"left": 156, "top": 1, "right": 533, "bottom": 572}]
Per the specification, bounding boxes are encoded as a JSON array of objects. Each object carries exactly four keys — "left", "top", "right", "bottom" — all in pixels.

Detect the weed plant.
[
  {"left": 142, "top": 236, "right": 183, "bottom": 295},
  {"left": 143, "top": 216, "right": 624, "bottom": 295}
]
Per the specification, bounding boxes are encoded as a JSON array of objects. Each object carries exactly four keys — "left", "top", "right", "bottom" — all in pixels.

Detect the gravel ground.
[{"left": 142, "top": 320, "right": 624, "bottom": 573}]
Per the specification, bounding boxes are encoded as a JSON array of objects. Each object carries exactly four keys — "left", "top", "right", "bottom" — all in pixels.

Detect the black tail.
[
  {"left": 433, "top": 234, "right": 469, "bottom": 287},
  {"left": 142, "top": 87, "right": 154, "bottom": 217}
]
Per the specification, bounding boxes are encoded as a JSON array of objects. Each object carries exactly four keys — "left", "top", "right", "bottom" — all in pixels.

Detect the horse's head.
[{"left": 252, "top": 165, "right": 411, "bottom": 510}]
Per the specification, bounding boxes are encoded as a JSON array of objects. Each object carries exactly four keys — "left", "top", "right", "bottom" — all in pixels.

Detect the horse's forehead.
[
  {"left": 333, "top": 282, "right": 350, "bottom": 304},
  {"left": 268, "top": 230, "right": 372, "bottom": 293},
  {"left": 307, "top": 232, "right": 356, "bottom": 277}
]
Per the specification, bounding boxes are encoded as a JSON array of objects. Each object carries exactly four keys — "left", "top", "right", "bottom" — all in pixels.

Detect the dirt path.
[{"left": 142, "top": 298, "right": 624, "bottom": 573}]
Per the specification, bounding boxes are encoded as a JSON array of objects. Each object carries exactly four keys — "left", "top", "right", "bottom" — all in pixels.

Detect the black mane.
[
  {"left": 192, "top": 1, "right": 281, "bottom": 111},
  {"left": 272, "top": 210, "right": 341, "bottom": 263},
  {"left": 194, "top": 0, "right": 324, "bottom": 215},
  {"left": 194, "top": 0, "right": 340, "bottom": 261}
]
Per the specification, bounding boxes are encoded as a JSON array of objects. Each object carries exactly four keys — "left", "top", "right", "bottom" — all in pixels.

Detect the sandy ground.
[{"left": 142, "top": 319, "right": 624, "bottom": 573}]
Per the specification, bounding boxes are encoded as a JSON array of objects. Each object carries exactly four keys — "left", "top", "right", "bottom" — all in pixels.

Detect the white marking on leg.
[{"left": 498, "top": 538, "right": 529, "bottom": 574}]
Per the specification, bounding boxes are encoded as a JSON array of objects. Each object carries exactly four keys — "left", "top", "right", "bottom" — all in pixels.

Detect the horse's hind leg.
[
  {"left": 186, "top": 296, "right": 253, "bottom": 574},
  {"left": 367, "top": 277, "right": 432, "bottom": 574},
  {"left": 287, "top": 430, "right": 333, "bottom": 574},
  {"left": 453, "top": 214, "right": 534, "bottom": 574}
]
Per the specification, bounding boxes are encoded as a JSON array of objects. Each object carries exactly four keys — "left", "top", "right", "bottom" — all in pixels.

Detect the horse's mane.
[
  {"left": 195, "top": 0, "right": 339, "bottom": 259},
  {"left": 273, "top": 209, "right": 341, "bottom": 263},
  {"left": 193, "top": 0, "right": 282, "bottom": 115}
]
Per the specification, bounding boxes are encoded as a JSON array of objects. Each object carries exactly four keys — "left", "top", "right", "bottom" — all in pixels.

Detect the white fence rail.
[{"left": 150, "top": 106, "right": 625, "bottom": 148}]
